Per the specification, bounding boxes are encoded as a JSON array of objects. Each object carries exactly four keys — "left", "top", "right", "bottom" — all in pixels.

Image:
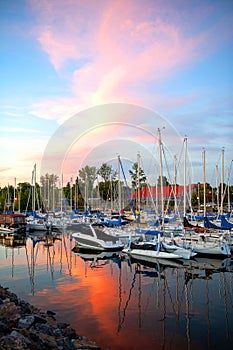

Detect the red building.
[{"left": 131, "top": 184, "right": 197, "bottom": 200}]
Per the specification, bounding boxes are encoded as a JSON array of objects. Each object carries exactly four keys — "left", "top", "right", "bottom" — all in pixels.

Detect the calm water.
[{"left": 0, "top": 231, "right": 232, "bottom": 350}]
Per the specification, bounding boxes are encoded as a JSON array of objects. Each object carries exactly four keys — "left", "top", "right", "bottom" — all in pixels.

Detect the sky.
[{"left": 0, "top": 0, "right": 233, "bottom": 188}]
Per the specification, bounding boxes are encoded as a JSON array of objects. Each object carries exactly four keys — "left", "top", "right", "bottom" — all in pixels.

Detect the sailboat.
[
  {"left": 26, "top": 165, "right": 51, "bottom": 232},
  {"left": 176, "top": 149, "right": 231, "bottom": 257},
  {"left": 124, "top": 232, "right": 193, "bottom": 262},
  {"left": 123, "top": 130, "right": 194, "bottom": 262}
]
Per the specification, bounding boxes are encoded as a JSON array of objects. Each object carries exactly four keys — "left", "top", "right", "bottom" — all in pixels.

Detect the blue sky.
[{"left": 0, "top": 0, "right": 232, "bottom": 187}]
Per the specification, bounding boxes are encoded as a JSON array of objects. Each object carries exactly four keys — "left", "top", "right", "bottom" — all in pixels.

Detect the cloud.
[
  {"left": 28, "top": 0, "right": 231, "bottom": 106},
  {"left": 28, "top": 97, "right": 87, "bottom": 124},
  {"left": 2, "top": 0, "right": 228, "bottom": 187}
]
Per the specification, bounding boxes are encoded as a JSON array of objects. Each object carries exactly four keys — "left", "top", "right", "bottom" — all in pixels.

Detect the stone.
[
  {"left": 18, "top": 315, "right": 35, "bottom": 329},
  {"left": 0, "top": 302, "right": 21, "bottom": 323}
]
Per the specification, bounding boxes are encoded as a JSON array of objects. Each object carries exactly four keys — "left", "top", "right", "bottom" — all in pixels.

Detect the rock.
[
  {"left": 18, "top": 315, "right": 35, "bottom": 329},
  {"left": 0, "top": 285, "right": 102, "bottom": 350},
  {"left": 0, "top": 321, "right": 9, "bottom": 335},
  {"left": 0, "top": 302, "right": 21, "bottom": 325},
  {"left": 47, "top": 310, "right": 56, "bottom": 316},
  {"left": 36, "top": 332, "right": 59, "bottom": 349}
]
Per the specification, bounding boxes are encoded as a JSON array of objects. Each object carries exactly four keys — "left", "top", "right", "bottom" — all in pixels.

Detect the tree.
[
  {"left": 62, "top": 177, "right": 85, "bottom": 210},
  {"left": 97, "top": 180, "right": 118, "bottom": 201},
  {"left": 97, "top": 163, "right": 117, "bottom": 182},
  {"left": 97, "top": 163, "right": 117, "bottom": 202},
  {"left": 78, "top": 166, "right": 97, "bottom": 208},
  {"left": 0, "top": 185, "right": 14, "bottom": 212},
  {"left": 129, "top": 162, "right": 147, "bottom": 190},
  {"left": 40, "top": 173, "right": 60, "bottom": 211},
  {"left": 40, "top": 173, "right": 59, "bottom": 187},
  {"left": 157, "top": 175, "right": 170, "bottom": 187}
]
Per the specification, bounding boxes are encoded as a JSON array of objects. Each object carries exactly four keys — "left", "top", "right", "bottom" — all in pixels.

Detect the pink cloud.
[
  {"left": 28, "top": 1, "right": 204, "bottom": 93},
  {"left": 27, "top": 0, "right": 233, "bottom": 141}
]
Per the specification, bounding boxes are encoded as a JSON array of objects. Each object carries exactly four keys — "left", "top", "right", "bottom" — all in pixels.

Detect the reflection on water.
[{"left": 0, "top": 231, "right": 232, "bottom": 350}]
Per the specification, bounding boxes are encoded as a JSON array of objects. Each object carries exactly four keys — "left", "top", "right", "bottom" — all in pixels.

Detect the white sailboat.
[
  {"left": 176, "top": 149, "right": 231, "bottom": 258},
  {"left": 26, "top": 165, "right": 51, "bottom": 232},
  {"left": 124, "top": 232, "right": 192, "bottom": 262},
  {"left": 123, "top": 130, "right": 194, "bottom": 262}
]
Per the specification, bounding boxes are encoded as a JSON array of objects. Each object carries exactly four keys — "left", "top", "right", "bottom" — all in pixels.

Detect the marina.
[
  {"left": 1, "top": 2, "right": 232, "bottom": 348},
  {"left": 0, "top": 227, "right": 232, "bottom": 350}
]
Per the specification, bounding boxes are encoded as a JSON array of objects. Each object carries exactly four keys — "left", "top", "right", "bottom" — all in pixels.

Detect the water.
[{"left": 0, "top": 231, "right": 232, "bottom": 350}]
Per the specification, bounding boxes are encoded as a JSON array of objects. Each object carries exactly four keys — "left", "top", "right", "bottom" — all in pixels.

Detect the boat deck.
[{"left": 77, "top": 223, "right": 122, "bottom": 243}]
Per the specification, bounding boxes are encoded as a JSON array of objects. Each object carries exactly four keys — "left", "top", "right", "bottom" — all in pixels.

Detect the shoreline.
[{"left": 0, "top": 285, "right": 101, "bottom": 350}]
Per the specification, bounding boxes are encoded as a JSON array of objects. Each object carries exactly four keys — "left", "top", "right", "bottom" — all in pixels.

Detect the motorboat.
[{"left": 72, "top": 223, "right": 124, "bottom": 251}]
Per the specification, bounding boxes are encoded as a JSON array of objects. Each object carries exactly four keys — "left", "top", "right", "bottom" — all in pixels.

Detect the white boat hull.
[{"left": 128, "top": 248, "right": 183, "bottom": 260}]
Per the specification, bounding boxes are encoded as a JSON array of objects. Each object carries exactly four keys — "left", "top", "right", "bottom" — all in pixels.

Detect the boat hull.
[{"left": 128, "top": 248, "right": 183, "bottom": 260}]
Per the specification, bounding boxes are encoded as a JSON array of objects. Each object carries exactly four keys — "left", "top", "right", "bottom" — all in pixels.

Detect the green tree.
[
  {"left": 97, "top": 163, "right": 117, "bottom": 182},
  {"left": 157, "top": 175, "right": 170, "bottom": 187},
  {"left": 40, "top": 173, "right": 60, "bottom": 211},
  {"left": 97, "top": 180, "right": 119, "bottom": 202},
  {"left": 0, "top": 185, "right": 14, "bottom": 212},
  {"left": 97, "top": 163, "right": 117, "bottom": 202},
  {"left": 129, "top": 162, "right": 147, "bottom": 190},
  {"left": 78, "top": 166, "right": 97, "bottom": 208}
]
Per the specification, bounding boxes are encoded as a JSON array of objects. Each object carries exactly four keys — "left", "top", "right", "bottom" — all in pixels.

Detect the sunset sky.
[{"left": 0, "top": 0, "right": 232, "bottom": 187}]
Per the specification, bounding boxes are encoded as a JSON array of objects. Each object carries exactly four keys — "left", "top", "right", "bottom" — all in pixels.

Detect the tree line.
[{"left": 0, "top": 161, "right": 232, "bottom": 213}]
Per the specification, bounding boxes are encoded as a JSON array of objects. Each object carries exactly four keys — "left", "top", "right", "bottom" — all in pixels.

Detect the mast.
[
  {"left": 60, "top": 174, "right": 63, "bottom": 212},
  {"left": 13, "top": 177, "right": 16, "bottom": 212},
  {"left": 197, "top": 183, "right": 200, "bottom": 212},
  {"left": 227, "top": 161, "right": 233, "bottom": 213},
  {"left": 173, "top": 154, "right": 178, "bottom": 214},
  {"left": 18, "top": 183, "right": 21, "bottom": 213},
  {"left": 74, "top": 176, "right": 77, "bottom": 211},
  {"left": 220, "top": 148, "right": 224, "bottom": 215},
  {"left": 183, "top": 137, "right": 187, "bottom": 218},
  {"left": 216, "top": 165, "right": 219, "bottom": 214},
  {"left": 137, "top": 152, "right": 141, "bottom": 215},
  {"left": 52, "top": 181, "right": 55, "bottom": 212},
  {"left": 47, "top": 176, "right": 50, "bottom": 211},
  {"left": 70, "top": 176, "right": 73, "bottom": 211},
  {"left": 31, "top": 165, "right": 36, "bottom": 213},
  {"left": 118, "top": 155, "right": 121, "bottom": 212},
  {"left": 158, "top": 128, "right": 164, "bottom": 227},
  {"left": 202, "top": 149, "right": 206, "bottom": 217}
]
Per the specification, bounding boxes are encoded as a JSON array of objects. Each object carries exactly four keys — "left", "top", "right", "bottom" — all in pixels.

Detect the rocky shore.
[{"left": 0, "top": 285, "right": 101, "bottom": 350}]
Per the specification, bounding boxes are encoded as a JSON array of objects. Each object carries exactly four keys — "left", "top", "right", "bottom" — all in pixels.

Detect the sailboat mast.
[
  {"left": 13, "top": 177, "right": 16, "bottom": 212},
  {"left": 183, "top": 137, "right": 187, "bottom": 218},
  {"left": 158, "top": 128, "right": 164, "bottom": 226},
  {"left": 216, "top": 165, "right": 219, "bottom": 214},
  {"left": 118, "top": 155, "right": 121, "bottom": 212},
  {"left": 70, "top": 176, "right": 73, "bottom": 211},
  {"left": 32, "top": 166, "right": 35, "bottom": 212},
  {"left": 18, "top": 184, "right": 21, "bottom": 213},
  {"left": 220, "top": 148, "right": 224, "bottom": 215},
  {"left": 137, "top": 152, "right": 140, "bottom": 214},
  {"left": 227, "top": 162, "right": 233, "bottom": 212},
  {"left": 173, "top": 155, "right": 178, "bottom": 214},
  {"left": 60, "top": 174, "right": 63, "bottom": 212},
  {"left": 202, "top": 149, "right": 206, "bottom": 217}
]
